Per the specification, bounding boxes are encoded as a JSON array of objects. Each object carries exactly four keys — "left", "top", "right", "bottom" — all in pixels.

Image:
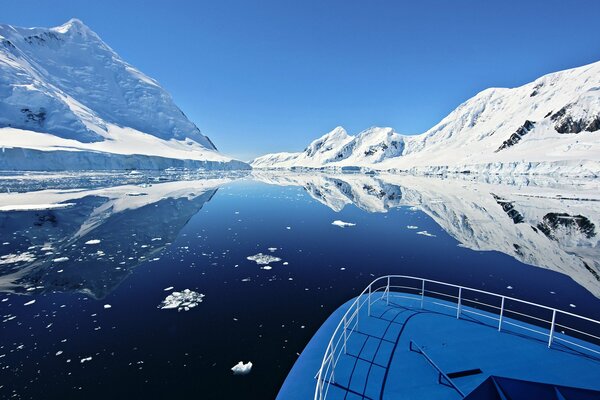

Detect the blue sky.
[{"left": 3, "top": 0, "right": 600, "bottom": 160}]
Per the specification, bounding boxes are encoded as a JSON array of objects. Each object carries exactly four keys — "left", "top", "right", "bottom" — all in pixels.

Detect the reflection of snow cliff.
[
  {"left": 253, "top": 172, "right": 600, "bottom": 297},
  {"left": 0, "top": 178, "right": 230, "bottom": 298}
]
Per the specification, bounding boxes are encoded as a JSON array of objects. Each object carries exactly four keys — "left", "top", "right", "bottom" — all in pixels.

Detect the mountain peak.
[{"left": 52, "top": 18, "right": 94, "bottom": 35}]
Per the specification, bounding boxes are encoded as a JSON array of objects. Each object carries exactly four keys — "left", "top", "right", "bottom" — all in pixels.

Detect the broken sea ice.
[{"left": 158, "top": 289, "right": 205, "bottom": 312}]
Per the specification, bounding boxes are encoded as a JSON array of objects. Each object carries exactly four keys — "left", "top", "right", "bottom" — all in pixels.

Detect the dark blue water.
[{"left": 1, "top": 173, "right": 599, "bottom": 399}]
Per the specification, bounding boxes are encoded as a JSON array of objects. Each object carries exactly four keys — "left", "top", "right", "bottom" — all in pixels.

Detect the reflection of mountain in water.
[
  {"left": 0, "top": 179, "right": 229, "bottom": 298},
  {"left": 253, "top": 172, "right": 600, "bottom": 297}
]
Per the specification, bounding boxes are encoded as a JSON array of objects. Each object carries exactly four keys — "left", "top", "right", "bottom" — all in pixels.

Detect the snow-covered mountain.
[
  {"left": 252, "top": 61, "right": 600, "bottom": 176},
  {"left": 0, "top": 19, "right": 248, "bottom": 170}
]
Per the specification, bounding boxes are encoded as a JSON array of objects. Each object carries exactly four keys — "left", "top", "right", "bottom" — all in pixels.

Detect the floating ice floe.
[
  {"left": 53, "top": 257, "right": 69, "bottom": 263},
  {"left": 247, "top": 253, "right": 281, "bottom": 265},
  {"left": 331, "top": 220, "right": 356, "bottom": 228},
  {"left": 164, "top": 286, "right": 174, "bottom": 291},
  {"left": 0, "top": 252, "right": 36, "bottom": 265},
  {"left": 103, "top": 304, "right": 111, "bottom": 309},
  {"left": 23, "top": 300, "right": 35, "bottom": 306},
  {"left": 80, "top": 356, "right": 93, "bottom": 363},
  {"left": 0, "top": 203, "right": 75, "bottom": 212},
  {"left": 406, "top": 225, "right": 418, "bottom": 229},
  {"left": 416, "top": 231, "right": 436, "bottom": 237},
  {"left": 261, "top": 266, "right": 272, "bottom": 270},
  {"left": 267, "top": 247, "right": 278, "bottom": 252},
  {"left": 158, "top": 289, "right": 205, "bottom": 312},
  {"left": 231, "top": 361, "right": 252, "bottom": 375},
  {"left": 85, "top": 239, "right": 101, "bottom": 245}
]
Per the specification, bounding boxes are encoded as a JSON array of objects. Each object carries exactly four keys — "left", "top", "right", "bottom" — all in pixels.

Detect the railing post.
[
  {"left": 548, "top": 309, "right": 556, "bottom": 348},
  {"left": 421, "top": 279, "right": 425, "bottom": 309},
  {"left": 386, "top": 276, "right": 390, "bottom": 305},
  {"left": 367, "top": 288, "right": 371, "bottom": 315},
  {"left": 343, "top": 316, "right": 347, "bottom": 354},
  {"left": 498, "top": 296, "right": 505, "bottom": 331},
  {"left": 456, "top": 287, "right": 462, "bottom": 319}
]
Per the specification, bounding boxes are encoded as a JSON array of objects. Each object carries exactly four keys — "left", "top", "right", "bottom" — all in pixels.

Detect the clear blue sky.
[{"left": 2, "top": 0, "right": 600, "bottom": 160}]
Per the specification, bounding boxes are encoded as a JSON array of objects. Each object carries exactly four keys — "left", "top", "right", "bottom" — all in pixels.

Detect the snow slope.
[
  {"left": 252, "top": 61, "right": 600, "bottom": 176},
  {"left": 0, "top": 19, "right": 247, "bottom": 170}
]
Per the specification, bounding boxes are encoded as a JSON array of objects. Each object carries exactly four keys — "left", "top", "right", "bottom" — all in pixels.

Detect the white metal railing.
[{"left": 314, "top": 275, "right": 600, "bottom": 400}]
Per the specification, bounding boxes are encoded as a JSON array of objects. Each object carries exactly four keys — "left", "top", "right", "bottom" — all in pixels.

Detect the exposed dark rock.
[
  {"left": 530, "top": 82, "right": 543, "bottom": 97},
  {"left": 495, "top": 120, "right": 535, "bottom": 152},
  {"left": 24, "top": 32, "right": 62, "bottom": 45},
  {"left": 551, "top": 106, "right": 600, "bottom": 133},
  {"left": 537, "top": 213, "right": 596, "bottom": 240},
  {"left": 21, "top": 107, "right": 46, "bottom": 125},
  {"left": 1, "top": 38, "right": 16, "bottom": 50},
  {"left": 492, "top": 194, "right": 525, "bottom": 224}
]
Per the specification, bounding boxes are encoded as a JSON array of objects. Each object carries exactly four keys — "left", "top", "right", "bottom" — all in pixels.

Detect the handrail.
[
  {"left": 409, "top": 341, "right": 465, "bottom": 397},
  {"left": 313, "top": 275, "right": 600, "bottom": 400}
]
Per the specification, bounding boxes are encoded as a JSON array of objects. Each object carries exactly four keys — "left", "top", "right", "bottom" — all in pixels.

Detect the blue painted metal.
[
  {"left": 409, "top": 340, "right": 465, "bottom": 397},
  {"left": 277, "top": 289, "right": 600, "bottom": 400}
]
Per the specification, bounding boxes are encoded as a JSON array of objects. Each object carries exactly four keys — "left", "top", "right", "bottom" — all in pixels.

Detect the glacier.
[
  {"left": 0, "top": 19, "right": 248, "bottom": 170},
  {"left": 252, "top": 61, "right": 600, "bottom": 177}
]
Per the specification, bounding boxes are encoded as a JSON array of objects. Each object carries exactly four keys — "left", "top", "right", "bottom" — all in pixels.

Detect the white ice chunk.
[
  {"left": 247, "top": 253, "right": 281, "bottom": 265},
  {"left": 332, "top": 220, "right": 356, "bottom": 228},
  {"left": 231, "top": 361, "right": 253, "bottom": 375},
  {"left": 158, "top": 289, "right": 205, "bottom": 312},
  {"left": 85, "top": 239, "right": 101, "bottom": 245},
  {"left": 416, "top": 231, "right": 436, "bottom": 237}
]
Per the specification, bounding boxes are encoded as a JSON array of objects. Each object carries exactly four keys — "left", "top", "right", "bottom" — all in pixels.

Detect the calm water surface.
[{"left": 0, "top": 171, "right": 599, "bottom": 399}]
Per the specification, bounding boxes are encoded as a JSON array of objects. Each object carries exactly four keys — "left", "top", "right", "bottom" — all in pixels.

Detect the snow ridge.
[{"left": 252, "top": 60, "right": 600, "bottom": 176}]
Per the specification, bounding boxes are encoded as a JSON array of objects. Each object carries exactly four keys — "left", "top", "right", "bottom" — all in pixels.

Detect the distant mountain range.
[
  {"left": 0, "top": 19, "right": 248, "bottom": 170},
  {"left": 252, "top": 61, "right": 600, "bottom": 176}
]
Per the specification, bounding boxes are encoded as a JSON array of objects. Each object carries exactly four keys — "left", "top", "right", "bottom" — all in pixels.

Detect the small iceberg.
[
  {"left": 231, "top": 361, "right": 253, "bottom": 375},
  {"left": 247, "top": 253, "right": 281, "bottom": 265},
  {"left": 332, "top": 220, "right": 356, "bottom": 228},
  {"left": 158, "top": 289, "right": 205, "bottom": 312},
  {"left": 85, "top": 239, "right": 101, "bottom": 245},
  {"left": 416, "top": 231, "right": 436, "bottom": 237}
]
